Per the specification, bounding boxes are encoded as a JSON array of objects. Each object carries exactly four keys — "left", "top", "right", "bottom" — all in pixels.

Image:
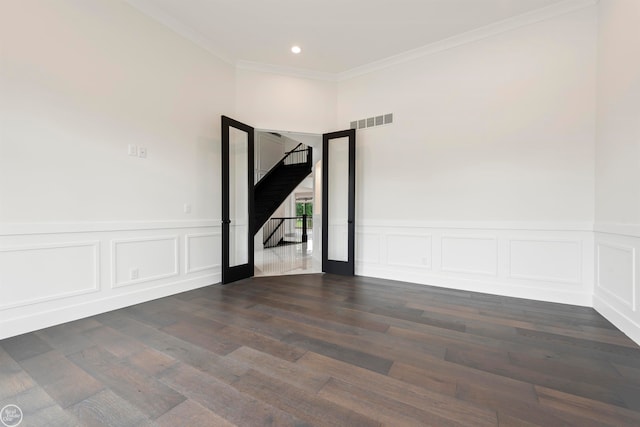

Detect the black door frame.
[
  {"left": 221, "top": 115, "right": 255, "bottom": 284},
  {"left": 322, "top": 129, "right": 356, "bottom": 275}
]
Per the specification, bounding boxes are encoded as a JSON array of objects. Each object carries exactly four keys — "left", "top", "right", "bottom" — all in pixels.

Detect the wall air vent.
[{"left": 350, "top": 113, "right": 393, "bottom": 130}]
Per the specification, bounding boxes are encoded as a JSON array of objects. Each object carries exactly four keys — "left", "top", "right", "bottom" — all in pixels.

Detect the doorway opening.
[{"left": 253, "top": 129, "right": 322, "bottom": 277}]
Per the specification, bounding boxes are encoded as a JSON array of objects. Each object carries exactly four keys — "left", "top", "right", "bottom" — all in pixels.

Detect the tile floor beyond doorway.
[{"left": 254, "top": 237, "right": 321, "bottom": 277}]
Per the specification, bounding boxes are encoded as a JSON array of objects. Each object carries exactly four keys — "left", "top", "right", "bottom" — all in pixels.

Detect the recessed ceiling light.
[{"left": 291, "top": 45, "right": 302, "bottom": 54}]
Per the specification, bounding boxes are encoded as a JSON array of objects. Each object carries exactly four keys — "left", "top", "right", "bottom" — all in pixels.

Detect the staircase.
[{"left": 254, "top": 143, "right": 312, "bottom": 235}]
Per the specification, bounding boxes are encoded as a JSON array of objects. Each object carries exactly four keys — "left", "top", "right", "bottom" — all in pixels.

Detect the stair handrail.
[
  {"left": 262, "top": 216, "right": 310, "bottom": 247},
  {"left": 263, "top": 217, "right": 286, "bottom": 246},
  {"left": 256, "top": 143, "right": 311, "bottom": 187}
]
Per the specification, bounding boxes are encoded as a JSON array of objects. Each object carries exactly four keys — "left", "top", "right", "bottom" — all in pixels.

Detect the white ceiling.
[{"left": 126, "top": 0, "right": 573, "bottom": 75}]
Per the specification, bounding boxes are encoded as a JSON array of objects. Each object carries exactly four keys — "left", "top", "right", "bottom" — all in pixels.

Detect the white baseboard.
[
  {"left": 358, "top": 265, "right": 593, "bottom": 307},
  {"left": 593, "top": 294, "right": 640, "bottom": 346}
]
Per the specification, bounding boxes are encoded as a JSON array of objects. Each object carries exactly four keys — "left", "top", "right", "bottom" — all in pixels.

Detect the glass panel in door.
[
  {"left": 322, "top": 129, "right": 355, "bottom": 275},
  {"left": 222, "top": 116, "right": 254, "bottom": 283}
]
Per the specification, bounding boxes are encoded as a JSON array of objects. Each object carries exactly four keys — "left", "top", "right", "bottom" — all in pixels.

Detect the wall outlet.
[
  {"left": 183, "top": 203, "right": 191, "bottom": 214},
  {"left": 138, "top": 147, "right": 147, "bottom": 158},
  {"left": 128, "top": 144, "right": 137, "bottom": 156},
  {"left": 130, "top": 268, "right": 139, "bottom": 280}
]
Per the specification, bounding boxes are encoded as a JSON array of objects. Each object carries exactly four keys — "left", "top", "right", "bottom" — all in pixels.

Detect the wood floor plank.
[
  {"left": 99, "top": 314, "right": 249, "bottom": 384},
  {"left": 1, "top": 332, "right": 53, "bottom": 361},
  {"left": 161, "top": 320, "right": 241, "bottom": 356},
  {"left": 233, "top": 368, "right": 380, "bottom": 427},
  {"left": 123, "top": 348, "right": 177, "bottom": 377},
  {"left": 535, "top": 385, "right": 640, "bottom": 426},
  {"left": 445, "top": 346, "right": 628, "bottom": 407},
  {"left": 0, "top": 347, "right": 35, "bottom": 401},
  {"left": 35, "top": 318, "right": 101, "bottom": 356},
  {"left": 67, "top": 345, "right": 186, "bottom": 420},
  {"left": 24, "top": 404, "right": 81, "bottom": 427},
  {"left": 257, "top": 304, "right": 447, "bottom": 363},
  {"left": 389, "top": 361, "right": 537, "bottom": 406},
  {"left": 18, "top": 350, "right": 104, "bottom": 408},
  {"left": 516, "top": 327, "right": 640, "bottom": 358},
  {"left": 317, "top": 377, "right": 465, "bottom": 427},
  {"left": 81, "top": 325, "right": 148, "bottom": 358},
  {"left": 0, "top": 370, "right": 34, "bottom": 402},
  {"left": 297, "top": 352, "right": 496, "bottom": 426},
  {"left": 253, "top": 300, "right": 389, "bottom": 336},
  {"left": 457, "top": 381, "right": 607, "bottom": 427},
  {"left": 155, "top": 399, "right": 237, "bottom": 427},
  {"left": 226, "top": 346, "right": 330, "bottom": 392},
  {"left": 282, "top": 331, "right": 393, "bottom": 374},
  {"left": 0, "top": 384, "right": 78, "bottom": 427},
  {"left": 223, "top": 285, "right": 391, "bottom": 333},
  {"left": 159, "top": 362, "right": 308, "bottom": 426},
  {"left": 70, "top": 389, "right": 149, "bottom": 427},
  {"left": 216, "top": 323, "right": 308, "bottom": 362}
]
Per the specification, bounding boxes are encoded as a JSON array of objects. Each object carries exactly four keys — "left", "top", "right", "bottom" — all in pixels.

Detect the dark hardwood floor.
[{"left": 2, "top": 274, "right": 640, "bottom": 426}]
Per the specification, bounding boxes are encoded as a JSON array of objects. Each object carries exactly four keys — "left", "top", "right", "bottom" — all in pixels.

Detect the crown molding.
[
  {"left": 124, "top": 0, "right": 234, "bottom": 65},
  {"left": 338, "top": 0, "right": 598, "bottom": 81}
]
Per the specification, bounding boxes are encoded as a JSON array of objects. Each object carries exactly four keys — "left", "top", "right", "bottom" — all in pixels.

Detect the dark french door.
[
  {"left": 322, "top": 129, "right": 356, "bottom": 275},
  {"left": 221, "top": 116, "right": 254, "bottom": 284},
  {"left": 221, "top": 116, "right": 355, "bottom": 283}
]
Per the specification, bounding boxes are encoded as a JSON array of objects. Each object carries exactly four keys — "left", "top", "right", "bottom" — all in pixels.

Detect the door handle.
[
  {"left": 348, "top": 220, "right": 353, "bottom": 224},
  {"left": 222, "top": 220, "right": 231, "bottom": 224}
]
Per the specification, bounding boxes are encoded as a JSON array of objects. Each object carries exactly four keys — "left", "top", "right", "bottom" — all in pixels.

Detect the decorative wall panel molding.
[
  {"left": 185, "top": 232, "right": 221, "bottom": 274},
  {"left": 508, "top": 239, "right": 582, "bottom": 284},
  {"left": 596, "top": 242, "right": 636, "bottom": 311},
  {"left": 356, "top": 232, "right": 381, "bottom": 264},
  {"left": 386, "top": 233, "right": 432, "bottom": 269},
  {"left": 111, "top": 236, "right": 179, "bottom": 288},
  {"left": 0, "top": 241, "right": 100, "bottom": 310},
  {"left": 441, "top": 235, "right": 498, "bottom": 276}
]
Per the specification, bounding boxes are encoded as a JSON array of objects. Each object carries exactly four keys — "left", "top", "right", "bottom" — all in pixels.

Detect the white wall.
[
  {"left": 235, "top": 68, "right": 337, "bottom": 134},
  {"left": 0, "top": 0, "right": 234, "bottom": 339},
  {"left": 338, "top": 6, "right": 598, "bottom": 306},
  {"left": 593, "top": 0, "right": 640, "bottom": 344}
]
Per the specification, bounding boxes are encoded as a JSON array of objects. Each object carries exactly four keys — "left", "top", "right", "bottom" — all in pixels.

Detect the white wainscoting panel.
[
  {"left": 0, "top": 242, "right": 99, "bottom": 309},
  {"left": 186, "top": 233, "right": 221, "bottom": 274},
  {"left": 111, "top": 236, "right": 179, "bottom": 288},
  {"left": 596, "top": 242, "right": 636, "bottom": 311},
  {"left": 0, "top": 221, "right": 220, "bottom": 340},
  {"left": 356, "top": 222, "right": 593, "bottom": 307},
  {"left": 593, "top": 228, "right": 640, "bottom": 345},
  {"left": 508, "top": 239, "right": 582, "bottom": 284},
  {"left": 441, "top": 235, "right": 498, "bottom": 276},
  {"left": 387, "top": 233, "right": 432, "bottom": 269},
  {"left": 356, "top": 232, "right": 380, "bottom": 264}
]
